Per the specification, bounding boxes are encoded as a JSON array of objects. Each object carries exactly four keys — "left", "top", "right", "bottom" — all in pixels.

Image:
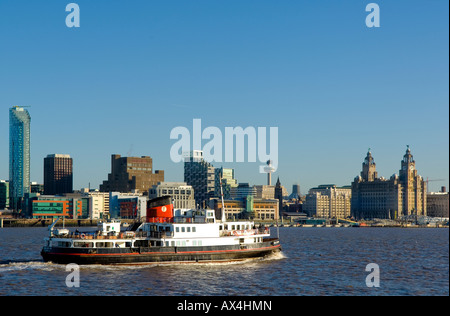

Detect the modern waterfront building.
[
  {"left": 229, "top": 183, "right": 257, "bottom": 199},
  {"left": 149, "top": 182, "right": 196, "bottom": 209},
  {"left": 9, "top": 106, "right": 31, "bottom": 210},
  {"left": 44, "top": 154, "right": 73, "bottom": 195},
  {"left": 100, "top": 154, "right": 164, "bottom": 193},
  {"left": 211, "top": 197, "right": 279, "bottom": 221},
  {"left": 351, "top": 147, "right": 427, "bottom": 220},
  {"left": 87, "top": 194, "right": 105, "bottom": 220},
  {"left": 109, "top": 192, "right": 147, "bottom": 219},
  {"left": 0, "top": 180, "right": 9, "bottom": 209},
  {"left": 214, "top": 167, "right": 238, "bottom": 199},
  {"left": 427, "top": 188, "right": 449, "bottom": 218},
  {"left": 84, "top": 191, "right": 110, "bottom": 219},
  {"left": 303, "top": 184, "right": 352, "bottom": 218},
  {"left": 184, "top": 150, "right": 215, "bottom": 207},
  {"left": 30, "top": 182, "right": 44, "bottom": 194},
  {"left": 31, "top": 195, "right": 84, "bottom": 219}
]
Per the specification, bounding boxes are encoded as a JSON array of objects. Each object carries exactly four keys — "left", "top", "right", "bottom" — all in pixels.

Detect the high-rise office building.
[
  {"left": 0, "top": 180, "right": 9, "bottom": 209},
  {"left": 44, "top": 154, "right": 73, "bottom": 195},
  {"left": 229, "top": 183, "right": 256, "bottom": 199},
  {"left": 9, "top": 106, "right": 31, "bottom": 210},
  {"left": 184, "top": 150, "right": 215, "bottom": 207},
  {"left": 289, "top": 184, "right": 301, "bottom": 200},
  {"left": 214, "top": 167, "right": 238, "bottom": 199},
  {"left": 100, "top": 154, "right": 164, "bottom": 193}
]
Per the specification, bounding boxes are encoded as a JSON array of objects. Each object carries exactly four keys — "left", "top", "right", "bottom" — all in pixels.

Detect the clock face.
[{"left": 410, "top": 165, "right": 414, "bottom": 170}]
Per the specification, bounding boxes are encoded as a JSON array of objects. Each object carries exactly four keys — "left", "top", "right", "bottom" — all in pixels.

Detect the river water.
[{"left": 0, "top": 227, "right": 448, "bottom": 296}]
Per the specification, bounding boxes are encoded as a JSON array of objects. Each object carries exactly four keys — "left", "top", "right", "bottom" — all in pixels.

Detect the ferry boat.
[{"left": 41, "top": 196, "right": 281, "bottom": 265}]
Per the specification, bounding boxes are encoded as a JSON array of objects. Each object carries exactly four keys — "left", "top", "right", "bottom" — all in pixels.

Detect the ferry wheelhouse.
[{"left": 41, "top": 196, "right": 281, "bottom": 265}]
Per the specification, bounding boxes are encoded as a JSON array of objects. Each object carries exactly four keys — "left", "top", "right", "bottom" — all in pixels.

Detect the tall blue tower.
[{"left": 9, "top": 106, "right": 31, "bottom": 210}]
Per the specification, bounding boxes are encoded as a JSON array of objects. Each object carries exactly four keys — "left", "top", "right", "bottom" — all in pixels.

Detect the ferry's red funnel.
[{"left": 147, "top": 196, "right": 173, "bottom": 221}]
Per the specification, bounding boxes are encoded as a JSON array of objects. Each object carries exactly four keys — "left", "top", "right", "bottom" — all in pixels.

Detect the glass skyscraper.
[
  {"left": 184, "top": 150, "right": 215, "bottom": 207},
  {"left": 9, "top": 106, "right": 31, "bottom": 210}
]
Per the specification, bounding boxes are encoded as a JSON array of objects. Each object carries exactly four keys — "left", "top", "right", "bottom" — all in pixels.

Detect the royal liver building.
[{"left": 351, "top": 147, "right": 427, "bottom": 220}]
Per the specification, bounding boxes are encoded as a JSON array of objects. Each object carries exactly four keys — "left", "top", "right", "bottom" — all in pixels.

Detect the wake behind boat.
[{"left": 41, "top": 196, "right": 281, "bottom": 265}]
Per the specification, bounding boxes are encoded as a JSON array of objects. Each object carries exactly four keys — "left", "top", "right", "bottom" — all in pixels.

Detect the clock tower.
[
  {"left": 361, "top": 149, "right": 378, "bottom": 181},
  {"left": 399, "top": 145, "right": 427, "bottom": 216},
  {"left": 400, "top": 145, "right": 416, "bottom": 178}
]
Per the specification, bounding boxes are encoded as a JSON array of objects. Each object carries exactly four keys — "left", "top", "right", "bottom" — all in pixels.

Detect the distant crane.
[{"left": 425, "top": 178, "right": 445, "bottom": 193}]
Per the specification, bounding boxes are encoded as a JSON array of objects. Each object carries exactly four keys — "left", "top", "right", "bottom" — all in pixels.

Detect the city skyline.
[{"left": 0, "top": 1, "right": 448, "bottom": 193}]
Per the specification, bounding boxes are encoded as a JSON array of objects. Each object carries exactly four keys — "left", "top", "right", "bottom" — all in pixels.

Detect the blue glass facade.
[{"left": 9, "top": 106, "right": 31, "bottom": 209}]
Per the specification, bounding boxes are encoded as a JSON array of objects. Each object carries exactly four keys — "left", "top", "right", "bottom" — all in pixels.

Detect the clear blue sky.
[{"left": 0, "top": 0, "right": 448, "bottom": 193}]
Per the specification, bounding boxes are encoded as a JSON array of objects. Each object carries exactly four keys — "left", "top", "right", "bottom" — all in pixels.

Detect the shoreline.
[
  {"left": 0, "top": 218, "right": 448, "bottom": 228},
  {"left": 0, "top": 218, "right": 135, "bottom": 228}
]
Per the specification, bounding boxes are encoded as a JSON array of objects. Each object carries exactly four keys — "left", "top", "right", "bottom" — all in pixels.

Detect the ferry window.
[
  {"left": 176, "top": 241, "right": 180, "bottom": 246},
  {"left": 193, "top": 240, "right": 197, "bottom": 246},
  {"left": 181, "top": 227, "right": 185, "bottom": 233},
  {"left": 192, "top": 227, "right": 196, "bottom": 232},
  {"left": 171, "top": 241, "right": 175, "bottom": 246},
  {"left": 176, "top": 227, "right": 179, "bottom": 233},
  {"left": 219, "top": 225, "right": 223, "bottom": 230},
  {"left": 182, "top": 241, "right": 186, "bottom": 246},
  {"left": 232, "top": 225, "right": 235, "bottom": 230},
  {"left": 99, "top": 242, "right": 113, "bottom": 248},
  {"left": 187, "top": 227, "right": 191, "bottom": 232},
  {"left": 165, "top": 241, "right": 169, "bottom": 247},
  {"left": 198, "top": 240, "right": 202, "bottom": 246},
  {"left": 74, "top": 242, "right": 93, "bottom": 248}
]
